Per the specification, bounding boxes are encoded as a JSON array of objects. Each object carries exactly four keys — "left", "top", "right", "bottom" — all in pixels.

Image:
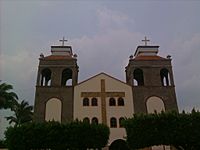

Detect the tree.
[
  {"left": 5, "top": 121, "right": 110, "bottom": 150},
  {"left": 6, "top": 100, "right": 33, "bottom": 126},
  {"left": 123, "top": 110, "right": 200, "bottom": 150},
  {"left": 0, "top": 139, "right": 6, "bottom": 148},
  {"left": 0, "top": 82, "right": 18, "bottom": 109}
]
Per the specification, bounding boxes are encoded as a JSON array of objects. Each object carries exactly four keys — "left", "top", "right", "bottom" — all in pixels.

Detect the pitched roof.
[
  {"left": 77, "top": 72, "right": 131, "bottom": 87},
  {"left": 133, "top": 55, "right": 167, "bottom": 60},
  {"left": 42, "top": 55, "right": 75, "bottom": 60}
]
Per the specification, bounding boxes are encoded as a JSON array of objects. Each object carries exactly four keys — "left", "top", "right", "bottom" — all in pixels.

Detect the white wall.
[{"left": 74, "top": 73, "right": 134, "bottom": 144}]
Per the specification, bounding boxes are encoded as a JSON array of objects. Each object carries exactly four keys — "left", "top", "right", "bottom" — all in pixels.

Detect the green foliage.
[
  {"left": 5, "top": 121, "right": 110, "bottom": 150},
  {"left": 6, "top": 100, "right": 33, "bottom": 126},
  {"left": 0, "top": 139, "right": 6, "bottom": 148},
  {"left": 0, "top": 82, "right": 18, "bottom": 109},
  {"left": 123, "top": 110, "right": 200, "bottom": 150}
]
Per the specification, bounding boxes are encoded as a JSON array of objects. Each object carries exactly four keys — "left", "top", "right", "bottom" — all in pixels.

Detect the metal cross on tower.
[
  {"left": 142, "top": 36, "right": 150, "bottom": 46},
  {"left": 59, "top": 37, "right": 68, "bottom": 46}
]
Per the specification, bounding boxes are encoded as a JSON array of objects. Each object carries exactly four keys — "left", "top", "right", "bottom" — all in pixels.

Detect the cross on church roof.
[
  {"left": 142, "top": 36, "right": 150, "bottom": 46},
  {"left": 59, "top": 36, "right": 68, "bottom": 46}
]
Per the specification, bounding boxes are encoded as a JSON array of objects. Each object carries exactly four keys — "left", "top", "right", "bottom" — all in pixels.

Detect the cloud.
[
  {"left": 68, "top": 7, "right": 141, "bottom": 81},
  {"left": 169, "top": 33, "right": 200, "bottom": 111},
  {"left": 96, "top": 7, "right": 134, "bottom": 31},
  {"left": 71, "top": 30, "right": 143, "bottom": 82},
  {"left": 0, "top": 50, "right": 38, "bottom": 104}
]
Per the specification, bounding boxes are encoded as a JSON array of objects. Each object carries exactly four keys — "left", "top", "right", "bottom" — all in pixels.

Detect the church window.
[
  {"left": 83, "top": 98, "right": 89, "bottom": 106},
  {"left": 41, "top": 68, "right": 52, "bottom": 86},
  {"left": 133, "top": 68, "right": 144, "bottom": 86},
  {"left": 110, "top": 117, "right": 117, "bottom": 128},
  {"left": 109, "top": 98, "right": 116, "bottom": 106},
  {"left": 92, "top": 117, "right": 98, "bottom": 124},
  {"left": 160, "top": 68, "right": 171, "bottom": 86},
  {"left": 91, "top": 98, "right": 98, "bottom": 106},
  {"left": 119, "top": 117, "right": 125, "bottom": 127},
  {"left": 61, "top": 68, "right": 73, "bottom": 86},
  {"left": 146, "top": 96, "right": 165, "bottom": 113},
  {"left": 83, "top": 117, "right": 90, "bottom": 123},
  {"left": 45, "top": 98, "right": 61, "bottom": 122},
  {"left": 118, "top": 97, "right": 124, "bottom": 106}
]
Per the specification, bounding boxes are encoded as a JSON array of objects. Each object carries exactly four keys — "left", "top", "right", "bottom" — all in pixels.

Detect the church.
[{"left": 34, "top": 37, "right": 178, "bottom": 150}]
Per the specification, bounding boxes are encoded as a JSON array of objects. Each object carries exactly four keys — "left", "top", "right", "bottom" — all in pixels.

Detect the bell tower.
[
  {"left": 125, "top": 37, "right": 178, "bottom": 113},
  {"left": 34, "top": 37, "right": 79, "bottom": 122}
]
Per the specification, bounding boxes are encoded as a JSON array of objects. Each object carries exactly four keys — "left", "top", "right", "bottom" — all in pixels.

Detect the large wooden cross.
[{"left": 81, "top": 79, "right": 125, "bottom": 125}]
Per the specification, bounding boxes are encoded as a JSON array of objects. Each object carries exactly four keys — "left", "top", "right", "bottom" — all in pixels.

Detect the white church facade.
[
  {"left": 34, "top": 37, "right": 178, "bottom": 149},
  {"left": 74, "top": 73, "right": 134, "bottom": 144}
]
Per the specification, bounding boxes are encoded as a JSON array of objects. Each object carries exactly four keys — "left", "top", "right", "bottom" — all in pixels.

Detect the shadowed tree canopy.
[
  {"left": 123, "top": 110, "right": 200, "bottom": 150},
  {"left": 0, "top": 82, "right": 18, "bottom": 110},
  {"left": 6, "top": 100, "right": 33, "bottom": 127},
  {"left": 5, "top": 121, "right": 110, "bottom": 150}
]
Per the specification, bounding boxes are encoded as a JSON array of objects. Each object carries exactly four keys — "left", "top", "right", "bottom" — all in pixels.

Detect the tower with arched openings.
[
  {"left": 34, "top": 38, "right": 79, "bottom": 123},
  {"left": 33, "top": 37, "right": 179, "bottom": 150},
  {"left": 125, "top": 41, "right": 178, "bottom": 114}
]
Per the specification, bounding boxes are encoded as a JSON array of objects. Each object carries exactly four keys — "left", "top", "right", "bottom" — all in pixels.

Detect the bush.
[
  {"left": 123, "top": 110, "right": 200, "bottom": 150},
  {"left": 0, "top": 139, "right": 6, "bottom": 148},
  {"left": 5, "top": 121, "right": 110, "bottom": 150}
]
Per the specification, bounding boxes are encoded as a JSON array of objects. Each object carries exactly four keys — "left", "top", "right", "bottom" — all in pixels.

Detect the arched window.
[
  {"left": 119, "top": 117, "right": 125, "bottom": 127},
  {"left": 61, "top": 68, "right": 72, "bottom": 86},
  {"left": 92, "top": 117, "right": 98, "bottom": 124},
  {"left": 91, "top": 98, "right": 98, "bottom": 106},
  {"left": 160, "top": 68, "right": 171, "bottom": 86},
  {"left": 83, "top": 117, "right": 90, "bottom": 124},
  {"left": 83, "top": 98, "right": 89, "bottom": 106},
  {"left": 109, "top": 98, "right": 116, "bottom": 106},
  {"left": 133, "top": 68, "right": 144, "bottom": 86},
  {"left": 118, "top": 97, "right": 124, "bottom": 106},
  {"left": 146, "top": 96, "right": 165, "bottom": 113},
  {"left": 45, "top": 98, "right": 61, "bottom": 122},
  {"left": 110, "top": 117, "right": 117, "bottom": 128},
  {"left": 41, "top": 68, "right": 51, "bottom": 86}
]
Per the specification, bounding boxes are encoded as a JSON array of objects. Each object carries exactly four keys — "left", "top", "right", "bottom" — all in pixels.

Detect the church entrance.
[{"left": 109, "top": 139, "right": 130, "bottom": 150}]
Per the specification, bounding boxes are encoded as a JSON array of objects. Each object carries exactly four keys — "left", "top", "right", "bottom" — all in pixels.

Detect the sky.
[{"left": 0, "top": 0, "right": 200, "bottom": 138}]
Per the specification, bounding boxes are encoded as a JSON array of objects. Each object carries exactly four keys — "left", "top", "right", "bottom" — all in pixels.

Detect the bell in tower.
[
  {"left": 125, "top": 37, "right": 178, "bottom": 114},
  {"left": 34, "top": 37, "right": 79, "bottom": 123}
]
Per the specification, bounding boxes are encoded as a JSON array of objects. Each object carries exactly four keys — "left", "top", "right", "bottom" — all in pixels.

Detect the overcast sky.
[{"left": 1, "top": 0, "right": 200, "bottom": 138}]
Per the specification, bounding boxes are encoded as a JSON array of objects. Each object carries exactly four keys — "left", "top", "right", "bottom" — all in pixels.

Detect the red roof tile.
[{"left": 134, "top": 55, "right": 167, "bottom": 60}]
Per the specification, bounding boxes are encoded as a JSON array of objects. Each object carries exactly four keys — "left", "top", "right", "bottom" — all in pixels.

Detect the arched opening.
[
  {"left": 109, "top": 139, "right": 130, "bottom": 150},
  {"left": 92, "top": 117, "right": 98, "bottom": 124},
  {"left": 45, "top": 98, "right": 62, "bottom": 122},
  {"left": 40, "top": 68, "right": 51, "bottom": 86},
  {"left": 83, "top": 117, "right": 90, "bottom": 124},
  {"left": 133, "top": 79, "right": 138, "bottom": 86},
  {"left": 91, "top": 97, "right": 98, "bottom": 106},
  {"left": 83, "top": 98, "right": 89, "bottom": 106},
  {"left": 109, "top": 98, "right": 116, "bottom": 106},
  {"left": 61, "top": 68, "right": 72, "bottom": 86},
  {"left": 146, "top": 96, "right": 165, "bottom": 113},
  {"left": 160, "top": 68, "right": 171, "bottom": 86},
  {"left": 133, "top": 68, "right": 144, "bottom": 86},
  {"left": 110, "top": 117, "right": 117, "bottom": 128},
  {"left": 118, "top": 97, "right": 124, "bottom": 106},
  {"left": 152, "top": 145, "right": 171, "bottom": 150},
  {"left": 119, "top": 117, "right": 125, "bottom": 128}
]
